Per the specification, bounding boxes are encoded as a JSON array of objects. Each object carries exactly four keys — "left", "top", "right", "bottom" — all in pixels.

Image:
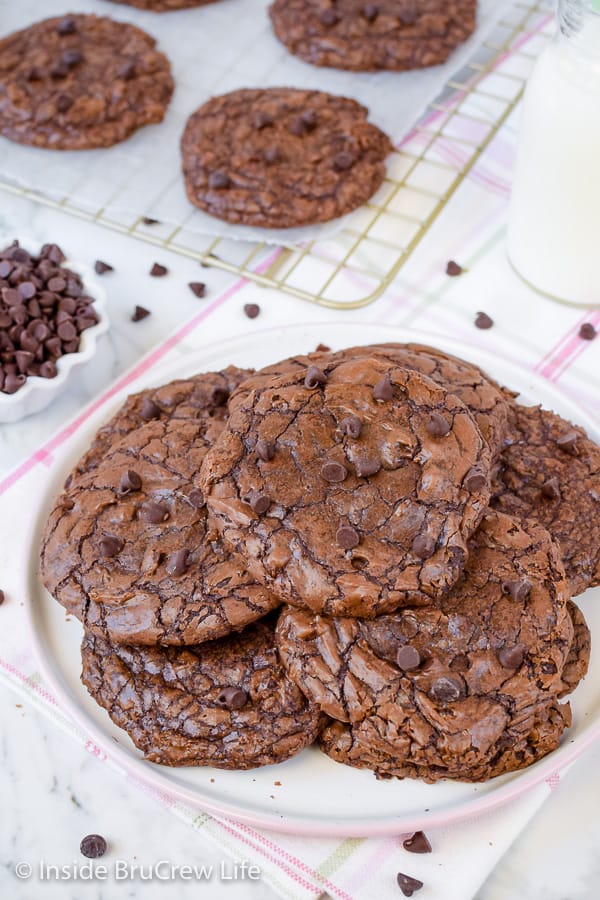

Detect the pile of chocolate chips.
[{"left": 0, "top": 241, "right": 99, "bottom": 395}]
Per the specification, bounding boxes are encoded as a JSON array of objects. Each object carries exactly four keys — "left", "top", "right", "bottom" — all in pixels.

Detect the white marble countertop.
[{"left": 1, "top": 194, "right": 599, "bottom": 900}]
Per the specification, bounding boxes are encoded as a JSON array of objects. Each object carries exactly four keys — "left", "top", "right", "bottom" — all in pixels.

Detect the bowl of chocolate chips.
[{"left": 0, "top": 240, "right": 108, "bottom": 423}]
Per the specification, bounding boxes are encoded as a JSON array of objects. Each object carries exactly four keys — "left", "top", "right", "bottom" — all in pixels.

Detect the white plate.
[{"left": 24, "top": 322, "right": 600, "bottom": 837}]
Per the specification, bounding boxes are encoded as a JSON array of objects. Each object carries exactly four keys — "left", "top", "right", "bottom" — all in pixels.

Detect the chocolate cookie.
[
  {"left": 230, "top": 342, "right": 511, "bottom": 460},
  {"left": 560, "top": 600, "right": 591, "bottom": 698},
  {"left": 181, "top": 88, "right": 393, "bottom": 228},
  {"left": 0, "top": 15, "right": 173, "bottom": 150},
  {"left": 105, "top": 0, "right": 216, "bottom": 8},
  {"left": 277, "top": 511, "right": 575, "bottom": 782},
  {"left": 269, "top": 0, "right": 477, "bottom": 72},
  {"left": 81, "top": 619, "right": 324, "bottom": 768},
  {"left": 201, "top": 356, "right": 492, "bottom": 616},
  {"left": 493, "top": 404, "right": 600, "bottom": 596},
  {"left": 40, "top": 371, "right": 280, "bottom": 646}
]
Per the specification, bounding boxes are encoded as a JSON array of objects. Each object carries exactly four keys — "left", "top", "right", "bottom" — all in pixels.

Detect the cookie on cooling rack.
[
  {"left": 269, "top": 0, "right": 477, "bottom": 72},
  {"left": 40, "top": 370, "right": 282, "bottom": 647},
  {"left": 277, "top": 510, "right": 577, "bottom": 782},
  {"left": 0, "top": 15, "right": 173, "bottom": 149},
  {"left": 493, "top": 403, "right": 600, "bottom": 596},
  {"left": 81, "top": 619, "right": 324, "bottom": 768},
  {"left": 200, "top": 355, "right": 492, "bottom": 617},
  {"left": 181, "top": 88, "right": 393, "bottom": 228}
]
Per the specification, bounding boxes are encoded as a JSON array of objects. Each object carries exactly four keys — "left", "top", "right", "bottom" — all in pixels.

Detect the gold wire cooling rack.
[{"left": 0, "top": 0, "right": 553, "bottom": 310}]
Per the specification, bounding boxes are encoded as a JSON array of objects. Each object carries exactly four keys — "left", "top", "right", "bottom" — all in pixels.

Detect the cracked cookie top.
[
  {"left": 277, "top": 510, "right": 575, "bottom": 781},
  {"left": 493, "top": 403, "right": 600, "bottom": 596},
  {"left": 81, "top": 618, "right": 324, "bottom": 768},
  {"left": 269, "top": 0, "right": 477, "bottom": 72},
  {"left": 201, "top": 356, "right": 492, "bottom": 616},
  {"left": 180, "top": 88, "right": 393, "bottom": 228},
  {"left": 40, "top": 370, "right": 280, "bottom": 646},
  {"left": 0, "top": 15, "right": 173, "bottom": 150}
]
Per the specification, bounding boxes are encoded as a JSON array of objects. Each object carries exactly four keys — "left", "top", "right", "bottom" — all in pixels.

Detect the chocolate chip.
[
  {"left": 165, "top": 550, "right": 188, "bottom": 577},
  {"left": 210, "top": 386, "right": 229, "bottom": 406},
  {"left": 0, "top": 260, "right": 12, "bottom": 278},
  {"left": 2, "top": 288, "right": 21, "bottom": 306},
  {"left": 339, "top": 415, "right": 362, "bottom": 439},
  {"left": 140, "top": 501, "right": 169, "bottom": 524},
  {"left": 290, "top": 110, "right": 318, "bottom": 136},
  {"left": 8, "top": 246, "right": 30, "bottom": 264},
  {"left": 396, "top": 645, "right": 421, "bottom": 671},
  {"left": 541, "top": 660, "right": 557, "bottom": 674},
  {"left": 62, "top": 49, "right": 84, "bottom": 68},
  {"left": 541, "top": 477, "right": 561, "bottom": 500},
  {"left": 15, "top": 350, "right": 34, "bottom": 374},
  {"left": 321, "top": 461, "right": 348, "bottom": 483},
  {"left": 99, "top": 536, "right": 122, "bottom": 558},
  {"left": 373, "top": 372, "right": 393, "bottom": 401},
  {"left": 118, "top": 469, "right": 142, "bottom": 495},
  {"left": 426, "top": 412, "right": 450, "bottom": 437},
  {"left": 412, "top": 534, "right": 435, "bottom": 559},
  {"left": 80, "top": 835, "right": 107, "bottom": 859},
  {"left": 188, "top": 282, "right": 206, "bottom": 298},
  {"left": 429, "top": 676, "right": 462, "bottom": 703},
  {"left": 253, "top": 110, "right": 273, "bottom": 129},
  {"left": 57, "top": 321, "right": 77, "bottom": 342},
  {"left": 304, "top": 365, "right": 327, "bottom": 389},
  {"left": 446, "top": 260, "right": 463, "bottom": 277},
  {"left": 556, "top": 431, "right": 579, "bottom": 455},
  {"left": 397, "top": 872, "right": 423, "bottom": 897},
  {"left": 18, "top": 281, "right": 36, "bottom": 300},
  {"left": 0, "top": 590, "right": 5, "bottom": 605},
  {"left": 94, "top": 260, "right": 113, "bottom": 275},
  {"left": 142, "top": 217, "right": 160, "bottom": 226},
  {"left": 132, "top": 305, "right": 151, "bottom": 322},
  {"left": 188, "top": 489, "right": 205, "bottom": 509},
  {"left": 208, "top": 171, "right": 231, "bottom": 190},
  {"left": 117, "top": 60, "right": 136, "bottom": 81},
  {"left": 150, "top": 263, "right": 168, "bottom": 277},
  {"left": 399, "top": 8, "right": 419, "bottom": 25},
  {"left": 315, "top": 342, "right": 331, "bottom": 352},
  {"left": 320, "top": 9, "right": 340, "bottom": 25},
  {"left": 264, "top": 147, "right": 280, "bottom": 165},
  {"left": 50, "top": 62, "right": 69, "bottom": 80},
  {"left": 579, "top": 322, "right": 597, "bottom": 341},
  {"left": 39, "top": 360, "right": 57, "bottom": 379},
  {"left": 24, "top": 66, "right": 42, "bottom": 82},
  {"left": 463, "top": 466, "right": 487, "bottom": 492},
  {"left": 403, "top": 831, "right": 432, "bottom": 854},
  {"left": 354, "top": 457, "right": 381, "bottom": 478},
  {"left": 216, "top": 687, "right": 248, "bottom": 710},
  {"left": 475, "top": 311, "right": 494, "bottom": 330},
  {"left": 362, "top": 3, "right": 379, "bottom": 21},
  {"left": 498, "top": 645, "right": 525, "bottom": 669},
  {"left": 336, "top": 525, "right": 360, "bottom": 550},
  {"left": 245, "top": 490, "right": 272, "bottom": 515},
  {"left": 256, "top": 437, "right": 275, "bottom": 461},
  {"left": 57, "top": 17, "right": 77, "bottom": 36},
  {"left": 333, "top": 151, "right": 356, "bottom": 172},
  {"left": 47, "top": 276, "right": 66, "bottom": 292},
  {"left": 244, "top": 303, "right": 260, "bottom": 319},
  {"left": 502, "top": 579, "right": 532, "bottom": 602},
  {"left": 140, "top": 397, "right": 160, "bottom": 420}
]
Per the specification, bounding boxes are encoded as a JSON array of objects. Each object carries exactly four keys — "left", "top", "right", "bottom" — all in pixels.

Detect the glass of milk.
[{"left": 507, "top": 0, "right": 600, "bottom": 306}]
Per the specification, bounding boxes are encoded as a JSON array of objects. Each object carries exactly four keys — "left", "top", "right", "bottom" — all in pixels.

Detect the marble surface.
[{"left": 1, "top": 194, "right": 599, "bottom": 900}]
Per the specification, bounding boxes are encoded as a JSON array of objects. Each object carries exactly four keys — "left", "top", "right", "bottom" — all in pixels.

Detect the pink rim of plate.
[{"left": 22, "top": 322, "right": 600, "bottom": 837}]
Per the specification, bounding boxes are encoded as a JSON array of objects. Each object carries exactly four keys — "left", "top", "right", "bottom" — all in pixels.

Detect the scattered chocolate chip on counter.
[
  {"left": 150, "top": 263, "right": 168, "bottom": 277},
  {"left": 0, "top": 241, "right": 100, "bottom": 395},
  {"left": 94, "top": 260, "right": 113, "bottom": 275},
  {"left": 131, "top": 305, "right": 151, "bottom": 322},
  {"left": 244, "top": 303, "right": 260, "bottom": 319},
  {"left": 188, "top": 282, "right": 206, "bottom": 298},
  {"left": 446, "top": 260, "right": 464, "bottom": 277},
  {"left": 397, "top": 872, "right": 424, "bottom": 897},
  {"left": 80, "top": 834, "right": 107, "bottom": 859},
  {"left": 579, "top": 322, "right": 597, "bottom": 341},
  {"left": 475, "top": 311, "right": 494, "bottom": 330},
  {"left": 142, "top": 217, "right": 160, "bottom": 226},
  {"left": 403, "top": 831, "right": 432, "bottom": 854}
]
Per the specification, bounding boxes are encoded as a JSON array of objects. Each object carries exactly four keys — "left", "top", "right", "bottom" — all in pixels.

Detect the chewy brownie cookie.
[
  {"left": 81, "top": 619, "right": 324, "bottom": 768},
  {"left": 269, "top": 0, "right": 477, "bottom": 72},
  {"left": 201, "top": 356, "right": 492, "bottom": 617},
  {"left": 277, "top": 510, "right": 575, "bottom": 782},
  {"left": 40, "top": 371, "right": 280, "bottom": 646},
  {"left": 104, "top": 0, "right": 217, "bottom": 8},
  {"left": 0, "top": 15, "right": 173, "bottom": 150},
  {"left": 230, "top": 342, "right": 512, "bottom": 461},
  {"left": 181, "top": 88, "right": 393, "bottom": 228},
  {"left": 560, "top": 600, "right": 591, "bottom": 698},
  {"left": 493, "top": 404, "right": 600, "bottom": 596}
]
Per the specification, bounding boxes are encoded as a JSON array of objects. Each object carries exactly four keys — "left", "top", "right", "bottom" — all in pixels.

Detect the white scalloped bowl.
[{"left": 0, "top": 261, "right": 109, "bottom": 424}]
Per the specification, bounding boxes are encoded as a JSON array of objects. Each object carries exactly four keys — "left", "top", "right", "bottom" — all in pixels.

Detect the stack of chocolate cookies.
[{"left": 40, "top": 342, "right": 596, "bottom": 780}]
